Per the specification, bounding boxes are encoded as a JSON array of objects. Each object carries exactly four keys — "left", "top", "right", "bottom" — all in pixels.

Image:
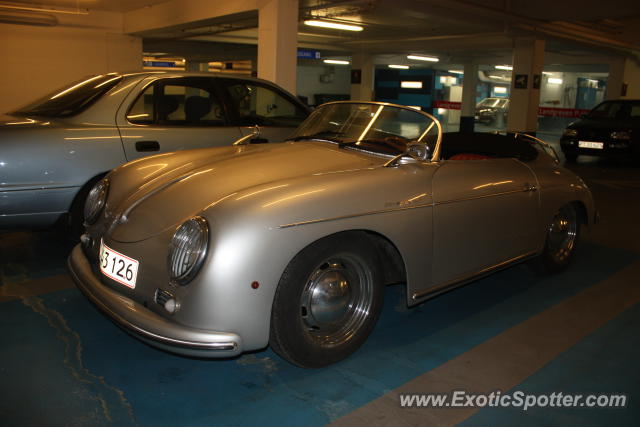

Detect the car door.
[
  {"left": 116, "top": 76, "right": 243, "bottom": 161},
  {"left": 217, "top": 78, "right": 309, "bottom": 143},
  {"left": 431, "top": 158, "right": 540, "bottom": 285}
]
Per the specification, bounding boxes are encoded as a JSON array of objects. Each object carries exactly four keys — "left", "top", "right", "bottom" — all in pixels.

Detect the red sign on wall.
[{"left": 432, "top": 100, "right": 461, "bottom": 110}]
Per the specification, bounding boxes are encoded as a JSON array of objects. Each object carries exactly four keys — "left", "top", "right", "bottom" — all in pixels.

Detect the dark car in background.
[
  {"left": 560, "top": 99, "right": 640, "bottom": 162},
  {"left": 475, "top": 97, "right": 509, "bottom": 125}
]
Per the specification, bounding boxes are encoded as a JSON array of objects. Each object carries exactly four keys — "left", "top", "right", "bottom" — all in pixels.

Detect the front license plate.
[
  {"left": 99, "top": 240, "right": 139, "bottom": 288},
  {"left": 578, "top": 140, "right": 604, "bottom": 149}
]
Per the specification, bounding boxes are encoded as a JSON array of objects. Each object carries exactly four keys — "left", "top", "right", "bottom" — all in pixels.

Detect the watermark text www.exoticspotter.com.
[{"left": 399, "top": 391, "right": 628, "bottom": 411}]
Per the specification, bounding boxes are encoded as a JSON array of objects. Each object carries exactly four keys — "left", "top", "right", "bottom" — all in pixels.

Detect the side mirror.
[
  {"left": 233, "top": 125, "right": 261, "bottom": 146},
  {"left": 406, "top": 142, "right": 431, "bottom": 162}
]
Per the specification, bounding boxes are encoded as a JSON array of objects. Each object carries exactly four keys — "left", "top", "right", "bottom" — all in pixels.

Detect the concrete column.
[
  {"left": 606, "top": 57, "right": 640, "bottom": 100},
  {"left": 460, "top": 63, "right": 478, "bottom": 133},
  {"left": 257, "top": 0, "right": 298, "bottom": 95},
  {"left": 185, "top": 60, "right": 209, "bottom": 72},
  {"left": 506, "top": 38, "right": 545, "bottom": 135},
  {"left": 350, "top": 53, "right": 374, "bottom": 101}
]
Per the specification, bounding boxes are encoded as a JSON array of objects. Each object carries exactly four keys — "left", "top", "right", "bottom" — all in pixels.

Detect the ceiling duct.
[{"left": 0, "top": 10, "right": 57, "bottom": 26}]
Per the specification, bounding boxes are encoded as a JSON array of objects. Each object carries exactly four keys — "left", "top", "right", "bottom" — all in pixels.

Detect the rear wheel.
[{"left": 270, "top": 233, "right": 384, "bottom": 368}]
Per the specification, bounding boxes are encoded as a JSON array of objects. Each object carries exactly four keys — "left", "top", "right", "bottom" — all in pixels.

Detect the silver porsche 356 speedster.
[{"left": 68, "top": 101, "right": 596, "bottom": 368}]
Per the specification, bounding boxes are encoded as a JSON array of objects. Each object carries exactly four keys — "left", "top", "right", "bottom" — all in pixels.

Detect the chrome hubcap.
[
  {"left": 547, "top": 206, "right": 578, "bottom": 263},
  {"left": 300, "top": 255, "right": 373, "bottom": 347}
]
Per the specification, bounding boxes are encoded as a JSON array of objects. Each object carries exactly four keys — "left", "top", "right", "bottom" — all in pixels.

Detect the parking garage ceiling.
[{"left": 2, "top": 0, "right": 640, "bottom": 64}]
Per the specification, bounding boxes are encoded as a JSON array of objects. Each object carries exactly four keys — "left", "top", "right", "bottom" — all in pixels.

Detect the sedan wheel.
[
  {"left": 270, "top": 233, "right": 383, "bottom": 368},
  {"left": 539, "top": 204, "right": 580, "bottom": 272}
]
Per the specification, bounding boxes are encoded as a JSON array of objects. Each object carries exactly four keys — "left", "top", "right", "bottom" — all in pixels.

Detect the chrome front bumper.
[{"left": 67, "top": 244, "right": 242, "bottom": 358}]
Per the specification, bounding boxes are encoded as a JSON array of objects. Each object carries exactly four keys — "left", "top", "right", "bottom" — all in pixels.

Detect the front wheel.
[
  {"left": 536, "top": 204, "right": 580, "bottom": 273},
  {"left": 270, "top": 233, "right": 384, "bottom": 368}
]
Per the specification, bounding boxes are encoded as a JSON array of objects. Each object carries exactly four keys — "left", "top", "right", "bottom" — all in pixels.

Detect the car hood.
[
  {"left": 568, "top": 117, "right": 639, "bottom": 131},
  {"left": 106, "top": 141, "right": 382, "bottom": 242}
]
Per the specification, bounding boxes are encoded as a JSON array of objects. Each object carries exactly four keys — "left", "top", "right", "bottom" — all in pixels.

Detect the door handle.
[
  {"left": 135, "top": 140, "right": 160, "bottom": 152},
  {"left": 523, "top": 183, "right": 538, "bottom": 192}
]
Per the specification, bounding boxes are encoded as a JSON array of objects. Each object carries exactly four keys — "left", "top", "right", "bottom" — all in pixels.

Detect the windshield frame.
[{"left": 291, "top": 100, "right": 443, "bottom": 161}]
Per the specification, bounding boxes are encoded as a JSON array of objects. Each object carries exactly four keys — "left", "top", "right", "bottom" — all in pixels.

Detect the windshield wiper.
[{"left": 287, "top": 131, "right": 345, "bottom": 142}]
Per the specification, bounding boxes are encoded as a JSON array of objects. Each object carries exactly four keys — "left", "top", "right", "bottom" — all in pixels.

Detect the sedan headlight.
[
  {"left": 84, "top": 178, "right": 109, "bottom": 225},
  {"left": 563, "top": 128, "right": 578, "bottom": 138},
  {"left": 168, "top": 216, "right": 209, "bottom": 285}
]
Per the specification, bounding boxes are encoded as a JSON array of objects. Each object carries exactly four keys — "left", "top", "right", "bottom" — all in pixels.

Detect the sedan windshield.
[
  {"left": 587, "top": 101, "right": 640, "bottom": 120},
  {"left": 288, "top": 102, "right": 441, "bottom": 156},
  {"left": 13, "top": 74, "right": 123, "bottom": 118}
]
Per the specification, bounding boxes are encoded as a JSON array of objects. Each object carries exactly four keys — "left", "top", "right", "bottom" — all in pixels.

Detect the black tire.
[
  {"left": 563, "top": 151, "right": 578, "bottom": 163},
  {"left": 533, "top": 204, "right": 580, "bottom": 274},
  {"left": 270, "top": 233, "right": 384, "bottom": 368}
]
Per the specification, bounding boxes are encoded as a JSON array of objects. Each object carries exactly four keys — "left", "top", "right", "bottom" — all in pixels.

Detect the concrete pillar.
[
  {"left": 350, "top": 53, "right": 374, "bottom": 101},
  {"left": 460, "top": 63, "right": 478, "bottom": 133},
  {"left": 606, "top": 57, "right": 640, "bottom": 100},
  {"left": 257, "top": 0, "right": 298, "bottom": 95},
  {"left": 506, "top": 38, "right": 545, "bottom": 135},
  {"left": 185, "top": 60, "right": 209, "bottom": 72}
]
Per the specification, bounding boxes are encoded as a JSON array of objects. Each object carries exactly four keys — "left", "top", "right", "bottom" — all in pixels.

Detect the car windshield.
[
  {"left": 288, "top": 102, "right": 441, "bottom": 157},
  {"left": 587, "top": 101, "right": 640, "bottom": 120},
  {"left": 13, "top": 74, "right": 123, "bottom": 118}
]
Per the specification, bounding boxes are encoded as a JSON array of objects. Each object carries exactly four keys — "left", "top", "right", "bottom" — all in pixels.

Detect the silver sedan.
[
  {"left": 68, "top": 101, "right": 595, "bottom": 368},
  {"left": 0, "top": 71, "right": 309, "bottom": 230}
]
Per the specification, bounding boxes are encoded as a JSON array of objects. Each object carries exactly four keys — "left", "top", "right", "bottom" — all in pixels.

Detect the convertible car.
[
  {"left": 0, "top": 71, "right": 309, "bottom": 231},
  {"left": 68, "top": 101, "right": 596, "bottom": 368}
]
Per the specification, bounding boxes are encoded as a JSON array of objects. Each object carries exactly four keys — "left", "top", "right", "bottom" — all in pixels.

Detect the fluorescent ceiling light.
[
  {"left": 548, "top": 77, "right": 563, "bottom": 84},
  {"left": 389, "top": 64, "right": 409, "bottom": 69},
  {"left": 401, "top": 81, "right": 423, "bottom": 89},
  {"left": 494, "top": 86, "right": 507, "bottom": 94},
  {"left": 304, "top": 20, "right": 363, "bottom": 32},
  {"left": 324, "top": 59, "right": 350, "bottom": 65},
  {"left": 407, "top": 54, "right": 439, "bottom": 62},
  {"left": 495, "top": 65, "right": 513, "bottom": 70},
  {"left": 542, "top": 71, "right": 553, "bottom": 75},
  {"left": 448, "top": 70, "right": 463, "bottom": 74}
]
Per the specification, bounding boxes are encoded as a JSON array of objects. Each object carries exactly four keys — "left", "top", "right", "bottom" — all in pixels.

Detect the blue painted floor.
[{"left": 1, "top": 238, "right": 638, "bottom": 426}]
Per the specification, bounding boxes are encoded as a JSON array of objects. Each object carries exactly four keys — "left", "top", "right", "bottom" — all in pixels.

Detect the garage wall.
[
  {"left": 296, "top": 64, "right": 351, "bottom": 105},
  {"left": 0, "top": 11, "right": 141, "bottom": 114}
]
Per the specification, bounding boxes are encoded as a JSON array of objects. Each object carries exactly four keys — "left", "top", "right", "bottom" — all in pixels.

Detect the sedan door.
[
  {"left": 116, "top": 77, "right": 243, "bottom": 161},
  {"left": 431, "top": 158, "right": 540, "bottom": 285},
  {"left": 217, "top": 79, "right": 310, "bottom": 143}
]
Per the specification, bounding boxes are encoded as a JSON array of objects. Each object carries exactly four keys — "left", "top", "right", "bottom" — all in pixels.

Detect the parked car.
[
  {"left": 68, "top": 101, "right": 596, "bottom": 368},
  {"left": 475, "top": 97, "right": 509, "bottom": 125},
  {"left": 0, "top": 72, "right": 310, "bottom": 231},
  {"left": 560, "top": 99, "right": 640, "bottom": 162}
]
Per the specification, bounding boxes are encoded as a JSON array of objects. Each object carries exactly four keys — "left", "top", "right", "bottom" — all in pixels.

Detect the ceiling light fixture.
[
  {"left": 401, "top": 81, "right": 423, "bottom": 89},
  {"left": 0, "top": 2, "right": 88, "bottom": 15},
  {"left": 304, "top": 20, "right": 363, "bottom": 32},
  {"left": 548, "top": 77, "right": 563, "bottom": 84},
  {"left": 324, "top": 59, "right": 350, "bottom": 65},
  {"left": 389, "top": 64, "right": 409, "bottom": 69},
  {"left": 407, "top": 54, "right": 439, "bottom": 62},
  {"left": 495, "top": 65, "right": 513, "bottom": 71},
  {"left": 448, "top": 70, "right": 463, "bottom": 74}
]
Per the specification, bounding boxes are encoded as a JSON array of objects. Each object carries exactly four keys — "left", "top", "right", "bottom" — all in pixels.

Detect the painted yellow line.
[{"left": 332, "top": 259, "right": 640, "bottom": 426}]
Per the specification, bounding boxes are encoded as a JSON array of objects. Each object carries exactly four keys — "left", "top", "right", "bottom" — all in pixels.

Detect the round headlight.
[
  {"left": 84, "top": 178, "right": 109, "bottom": 225},
  {"left": 168, "top": 216, "right": 209, "bottom": 285}
]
